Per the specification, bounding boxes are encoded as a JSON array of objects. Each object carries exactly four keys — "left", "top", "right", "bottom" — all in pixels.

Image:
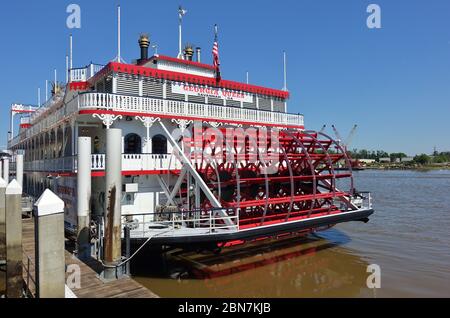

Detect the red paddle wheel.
[{"left": 172, "top": 125, "right": 356, "bottom": 232}]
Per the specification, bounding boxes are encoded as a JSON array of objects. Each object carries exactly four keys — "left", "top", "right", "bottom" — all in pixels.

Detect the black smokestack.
[
  {"left": 196, "top": 47, "right": 201, "bottom": 63},
  {"left": 138, "top": 34, "right": 150, "bottom": 64},
  {"left": 184, "top": 44, "right": 194, "bottom": 61}
]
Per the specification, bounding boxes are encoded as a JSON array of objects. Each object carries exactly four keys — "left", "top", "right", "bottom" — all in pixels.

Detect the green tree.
[{"left": 414, "top": 154, "right": 430, "bottom": 165}]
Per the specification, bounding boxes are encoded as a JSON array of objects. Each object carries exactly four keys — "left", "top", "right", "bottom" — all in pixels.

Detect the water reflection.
[{"left": 132, "top": 228, "right": 373, "bottom": 298}]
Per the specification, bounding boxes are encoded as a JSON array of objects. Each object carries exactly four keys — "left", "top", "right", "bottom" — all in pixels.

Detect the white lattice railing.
[
  {"left": 78, "top": 92, "right": 304, "bottom": 127},
  {"left": 70, "top": 64, "right": 104, "bottom": 82},
  {"left": 9, "top": 91, "right": 304, "bottom": 148},
  {"left": 23, "top": 154, "right": 182, "bottom": 173}
]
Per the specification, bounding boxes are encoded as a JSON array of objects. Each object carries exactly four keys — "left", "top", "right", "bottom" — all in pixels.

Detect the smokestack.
[
  {"left": 184, "top": 45, "right": 194, "bottom": 61},
  {"left": 138, "top": 34, "right": 150, "bottom": 64},
  {"left": 196, "top": 47, "right": 201, "bottom": 63}
]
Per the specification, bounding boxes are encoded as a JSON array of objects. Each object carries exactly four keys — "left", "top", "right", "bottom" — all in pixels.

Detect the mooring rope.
[{"left": 100, "top": 228, "right": 173, "bottom": 269}]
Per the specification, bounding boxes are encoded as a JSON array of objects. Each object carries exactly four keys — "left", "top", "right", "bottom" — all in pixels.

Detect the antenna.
[
  {"left": 45, "top": 80, "right": 48, "bottom": 102},
  {"left": 246, "top": 71, "right": 249, "bottom": 84},
  {"left": 113, "top": 5, "right": 124, "bottom": 63},
  {"left": 66, "top": 55, "right": 69, "bottom": 83},
  {"left": 38, "top": 88, "right": 41, "bottom": 106},
  {"left": 69, "top": 34, "right": 73, "bottom": 70},
  {"left": 282, "top": 51, "right": 287, "bottom": 91}
]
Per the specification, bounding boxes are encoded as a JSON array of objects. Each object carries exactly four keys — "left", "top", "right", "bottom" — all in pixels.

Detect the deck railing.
[
  {"left": 23, "top": 153, "right": 182, "bottom": 173},
  {"left": 78, "top": 92, "right": 304, "bottom": 127},
  {"left": 9, "top": 91, "right": 304, "bottom": 149},
  {"left": 69, "top": 64, "right": 104, "bottom": 82},
  {"left": 122, "top": 208, "right": 239, "bottom": 239}
]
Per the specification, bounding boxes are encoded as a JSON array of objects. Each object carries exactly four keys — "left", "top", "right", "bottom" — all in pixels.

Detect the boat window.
[
  {"left": 152, "top": 134, "right": 167, "bottom": 154},
  {"left": 124, "top": 133, "right": 142, "bottom": 154}
]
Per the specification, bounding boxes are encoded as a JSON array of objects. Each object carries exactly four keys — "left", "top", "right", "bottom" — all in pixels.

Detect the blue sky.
[{"left": 0, "top": 0, "right": 449, "bottom": 155}]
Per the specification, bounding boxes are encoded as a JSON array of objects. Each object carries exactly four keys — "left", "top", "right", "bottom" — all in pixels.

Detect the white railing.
[
  {"left": 24, "top": 157, "right": 76, "bottom": 173},
  {"left": 123, "top": 209, "right": 240, "bottom": 239},
  {"left": 69, "top": 63, "right": 104, "bottom": 82},
  {"left": 78, "top": 92, "right": 304, "bottom": 127},
  {"left": 91, "top": 154, "right": 105, "bottom": 170},
  {"left": 24, "top": 153, "right": 182, "bottom": 173},
  {"left": 91, "top": 153, "right": 182, "bottom": 171},
  {"left": 9, "top": 91, "right": 303, "bottom": 149}
]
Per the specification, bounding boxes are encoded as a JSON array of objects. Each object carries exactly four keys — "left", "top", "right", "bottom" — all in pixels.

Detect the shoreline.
[{"left": 363, "top": 165, "right": 450, "bottom": 171}]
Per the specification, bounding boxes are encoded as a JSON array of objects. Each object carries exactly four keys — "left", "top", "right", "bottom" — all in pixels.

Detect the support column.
[
  {"left": 34, "top": 189, "right": 65, "bottom": 298},
  {"left": 77, "top": 137, "right": 92, "bottom": 260},
  {"left": 135, "top": 116, "right": 160, "bottom": 153},
  {"left": 103, "top": 128, "right": 122, "bottom": 280},
  {"left": 16, "top": 154, "right": 23, "bottom": 190},
  {"left": 2, "top": 157, "right": 9, "bottom": 183},
  {"left": 0, "top": 178, "right": 7, "bottom": 264},
  {"left": 5, "top": 179, "right": 22, "bottom": 298}
]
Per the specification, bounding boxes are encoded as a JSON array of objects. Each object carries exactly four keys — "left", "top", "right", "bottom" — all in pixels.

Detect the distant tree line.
[
  {"left": 348, "top": 149, "right": 389, "bottom": 160},
  {"left": 348, "top": 149, "right": 450, "bottom": 165}
]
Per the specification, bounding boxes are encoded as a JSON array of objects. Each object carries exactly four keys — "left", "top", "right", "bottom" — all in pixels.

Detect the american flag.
[{"left": 212, "top": 24, "right": 221, "bottom": 81}]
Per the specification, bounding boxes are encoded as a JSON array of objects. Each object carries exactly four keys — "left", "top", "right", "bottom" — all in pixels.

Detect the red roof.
[{"left": 90, "top": 62, "right": 290, "bottom": 100}]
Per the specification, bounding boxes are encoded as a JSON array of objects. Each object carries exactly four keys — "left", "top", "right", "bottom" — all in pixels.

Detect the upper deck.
[{"left": 8, "top": 58, "right": 304, "bottom": 149}]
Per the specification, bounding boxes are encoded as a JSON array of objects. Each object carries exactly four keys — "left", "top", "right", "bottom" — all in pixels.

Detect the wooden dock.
[{"left": 21, "top": 217, "right": 158, "bottom": 298}]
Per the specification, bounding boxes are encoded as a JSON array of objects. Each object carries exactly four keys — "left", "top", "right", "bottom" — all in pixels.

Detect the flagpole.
[
  {"left": 177, "top": 6, "right": 187, "bottom": 59},
  {"left": 117, "top": 5, "right": 121, "bottom": 63},
  {"left": 178, "top": 11, "right": 182, "bottom": 58},
  {"left": 283, "top": 51, "right": 287, "bottom": 91}
]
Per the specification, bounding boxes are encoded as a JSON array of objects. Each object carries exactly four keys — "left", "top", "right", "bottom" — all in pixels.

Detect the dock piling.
[
  {"left": 0, "top": 177, "right": 7, "bottom": 265},
  {"left": 15, "top": 154, "right": 23, "bottom": 190},
  {"left": 34, "top": 189, "right": 65, "bottom": 298},
  {"left": 5, "top": 179, "right": 23, "bottom": 298},
  {"left": 76, "top": 137, "right": 92, "bottom": 260},
  {"left": 103, "top": 128, "right": 123, "bottom": 280},
  {"left": 2, "top": 158, "right": 9, "bottom": 183}
]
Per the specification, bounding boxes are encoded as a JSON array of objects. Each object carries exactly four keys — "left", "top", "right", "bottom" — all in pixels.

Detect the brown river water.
[{"left": 132, "top": 170, "right": 450, "bottom": 298}]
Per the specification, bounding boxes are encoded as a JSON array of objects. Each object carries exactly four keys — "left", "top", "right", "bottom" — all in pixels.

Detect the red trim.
[
  {"left": 90, "top": 62, "right": 290, "bottom": 99},
  {"left": 79, "top": 109, "right": 304, "bottom": 129},
  {"left": 149, "top": 55, "right": 216, "bottom": 71},
  {"left": 69, "top": 81, "right": 90, "bottom": 91},
  {"left": 91, "top": 170, "right": 181, "bottom": 177},
  {"left": 239, "top": 210, "right": 343, "bottom": 230},
  {"left": 12, "top": 109, "right": 35, "bottom": 113},
  {"left": 27, "top": 170, "right": 181, "bottom": 177},
  {"left": 20, "top": 124, "right": 31, "bottom": 129}
]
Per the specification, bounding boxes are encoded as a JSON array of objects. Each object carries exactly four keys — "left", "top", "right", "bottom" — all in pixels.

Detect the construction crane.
[
  {"left": 331, "top": 124, "right": 358, "bottom": 151},
  {"left": 331, "top": 124, "right": 359, "bottom": 170},
  {"left": 345, "top": 124, "right": 358, "bottom": 150}
]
